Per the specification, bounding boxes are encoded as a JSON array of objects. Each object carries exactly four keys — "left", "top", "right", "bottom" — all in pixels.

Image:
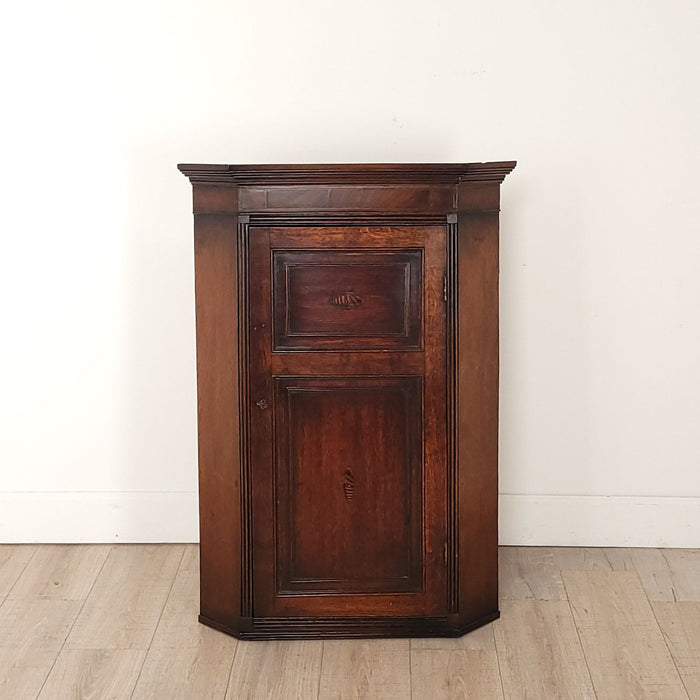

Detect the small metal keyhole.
[{"left": 256, "top": 399, "right": 268, "bottom": 410}]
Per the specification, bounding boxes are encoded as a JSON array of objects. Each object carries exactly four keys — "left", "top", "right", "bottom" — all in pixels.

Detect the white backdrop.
[{"left": 1, "top": 0, "right": 698, "bottom": 545}]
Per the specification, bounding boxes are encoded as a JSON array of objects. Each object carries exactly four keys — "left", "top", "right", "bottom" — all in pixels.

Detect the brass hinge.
[{"left": 442, "top": 274, "right": 448, "bottom": 302}]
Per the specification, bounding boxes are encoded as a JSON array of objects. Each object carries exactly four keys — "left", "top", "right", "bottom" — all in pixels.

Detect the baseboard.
[
  {"left": 500, "top": 494, "right": 700, "bottom": 547},
  {"left": 0, "top": 492, "right": 199, "bottom": 543},
  {"left": 0, "top": 492, "right": 697, "bottom": 546}
]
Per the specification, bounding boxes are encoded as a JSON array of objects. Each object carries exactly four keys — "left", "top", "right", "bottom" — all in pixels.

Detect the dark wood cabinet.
[{"left": 178, "top": 162, "right": 516, "bottom": 639}]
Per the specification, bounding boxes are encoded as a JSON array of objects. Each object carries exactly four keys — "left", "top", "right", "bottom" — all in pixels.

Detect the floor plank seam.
[
  {"left": 646, "top": 588, "right": 692, "bottom": 699},
  {"left": 222, "top": 627, "right": 242, "bottom": 700},
  {"left": 492, "top": 621, "right": 508, "bottom": 700},
  {"left": 128, "top": 545, "right": 186, "bottom": 700},
  {"left": 315, "top": 640, "right": 325, "bottom": 700},
  {"left": 33, "top": 545, "right": 112, "bottom": 700},
  {"left": 1, "top": 545, "right": 39, "bottom": 607},
  {"left": 602, "top": 549, "right": 615, "bottom": 571},
  {"left": 659, "top": 549, "right": 681, "bottom": 602},
  {"left": 559, "top": 571, "right": 600, "bottom": 700}
]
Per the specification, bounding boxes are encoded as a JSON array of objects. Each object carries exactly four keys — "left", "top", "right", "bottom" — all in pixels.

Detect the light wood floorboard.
[
  {"left": 493, "top": 599, "right": 596, "bottom": 699},
  {"left": 606, "top": 548, "right": 681, "bottom": 601},
  {"left": 66, "top": 544, "right": 183, "bottom": 650},
  {"left": 9, "top": 545, "right": 109, "bottom": 601},
  {"left": 658, "top": 549, "right": 700, "bottom": 601},
  {"left": 318, "top": 640, "right": 410, "bottom": 699},
  {"left": 134, "top": 644, "right": 236, "bottom": 700},
  {"left": 548, "top": 545, "right": 613, "bottom": 571},
  {"left": 563, "top": 569, "right": 689, "bottom": 699},
  {"left": 605, "top": 548, "right": 700, "bottom": 602},
  {"left": 131, "top": 545, "right": 237, "bottom": 700},
  {"left": 0, "top": 545, "right": 36, "bottom": 603},
  {"left": 0, "top": 544, "right": 696, "bottom": 699},
  {"left": 652, "top": 602, "right": 700, "bottom": 699},
  {"left": 227, "top": 640, "right": 323, "bottom": 700},
  {"left": 36, "top": 649, "right": 145, "bottom": 700},
  {"left": 0, "top": 599, "right": 84, "bottom": 698},
  {"left": 410, "top": 649, "right": 503, "bottom": 699},
  {"left": 0, "top": 545, "right": 108, "bottom": 699},
  {"left": 499, "top": 546, "right": 567, "bottom": 601}
]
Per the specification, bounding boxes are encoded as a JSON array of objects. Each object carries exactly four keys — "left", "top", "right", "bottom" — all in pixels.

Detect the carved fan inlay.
[{"left": 330, "top": 292, "right": 363, "bottom": 310}]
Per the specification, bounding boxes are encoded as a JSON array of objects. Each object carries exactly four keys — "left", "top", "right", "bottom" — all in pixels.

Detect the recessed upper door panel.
[{"left": 272, "top": 249, "right": 423, "bottom": 351}]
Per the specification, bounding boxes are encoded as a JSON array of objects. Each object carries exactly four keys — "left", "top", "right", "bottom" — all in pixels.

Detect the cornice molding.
[{"left": 177, "top": 162, "right": 516, "bottom": 186}]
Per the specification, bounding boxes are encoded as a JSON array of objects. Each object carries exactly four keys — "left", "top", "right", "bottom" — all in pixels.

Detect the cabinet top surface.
[{"left": 177, "top": 162, "right": 516, "bottom": 185}]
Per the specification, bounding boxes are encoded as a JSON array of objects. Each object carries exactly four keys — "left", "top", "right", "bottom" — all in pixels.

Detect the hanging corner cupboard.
[{"left": 178, "top": 161, "right": 516, "bottom": 639}]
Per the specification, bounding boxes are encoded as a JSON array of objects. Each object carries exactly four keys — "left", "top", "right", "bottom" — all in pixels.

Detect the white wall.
[{"left": 1, "top": 0, "right": 698, "bottom": 545}]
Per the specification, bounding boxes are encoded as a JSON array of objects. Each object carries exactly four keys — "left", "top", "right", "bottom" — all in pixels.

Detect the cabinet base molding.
[{"left": 199, "top": 611, "right": 500, "bottom": 640}]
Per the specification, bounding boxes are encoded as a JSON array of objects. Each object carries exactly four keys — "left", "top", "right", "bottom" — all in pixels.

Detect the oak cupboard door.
[{"left": 248, "top": 226, "right": 447, "bottom": 619}]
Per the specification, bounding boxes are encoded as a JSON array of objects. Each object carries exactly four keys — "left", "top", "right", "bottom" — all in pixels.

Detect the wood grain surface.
[
  {"left": 563, "top": 569, "right": 689, "bottom": 699},
  {"left": 319, "top": 640, "right": 410, "bottom": 699},
  {"left": 652, "top": 601, "right": 700, "bottom": 698},
  {"left": 1, "top": 544, "right": 697, "bottom": 699},
  {"left": 411, "top": 649, "right": 503, "bottom": 699},
  {"left": 9, "top": 546, "right": 108, "bottom": 601},
  {"left": 0, "top": 545, "right": 36, "bottom": 602},
  {"left": 131, "top": 546, "right": 237, "bottom": 700},
  {"left": 37, "top": 649, "right": 145, "bottom": 700},
  {"left": 66, "top": 545, "right": 183, "bottom": 650},
  {"left": 227, "top": 640, "right": 323, "bottom": 699},
  {"left": 493, "top": 600, "right": 595, "bottom": 699}
]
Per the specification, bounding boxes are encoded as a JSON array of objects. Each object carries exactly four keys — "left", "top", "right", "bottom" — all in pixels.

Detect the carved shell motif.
[
  {"left": 343, "top": 468, "right": 356, "bottom": 501},
  {"left": 330, "top": 292, "right": 363, "bottom": 310}
]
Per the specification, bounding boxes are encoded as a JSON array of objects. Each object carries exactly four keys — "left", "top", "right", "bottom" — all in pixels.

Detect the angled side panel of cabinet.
[
  {"left": 191, "top": 185, "right": 249, "bottom": 634},
  {"left": 451, "top": 182, "right": 503, "bottom": 629}
]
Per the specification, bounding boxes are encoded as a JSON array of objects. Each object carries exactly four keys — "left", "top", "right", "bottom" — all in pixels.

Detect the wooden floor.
[{"left": 0, "top": 546, "right": 698, "bottom": 699}]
